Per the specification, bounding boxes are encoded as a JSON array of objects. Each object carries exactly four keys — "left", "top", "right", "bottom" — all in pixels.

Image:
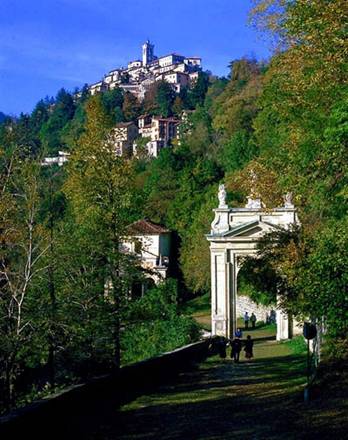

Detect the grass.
[
  {"left": 180, "top": 292, "right": 211, "bottom": 315},
  {"left": 284, "top": 335, "right": 307, "bottom": 355}
]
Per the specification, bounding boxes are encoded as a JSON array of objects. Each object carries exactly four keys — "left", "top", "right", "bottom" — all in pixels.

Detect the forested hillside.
[{"left": 0, "top": 0, "right": 347, "bottom": 414}]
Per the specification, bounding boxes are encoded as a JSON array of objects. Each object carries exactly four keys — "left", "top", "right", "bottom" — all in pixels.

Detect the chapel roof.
[
  {"left": 114, "top": 121, "right": 135, "bottom": 128},
  {"left": 127, "top": 219, "right": 170, "bottom": 235}
]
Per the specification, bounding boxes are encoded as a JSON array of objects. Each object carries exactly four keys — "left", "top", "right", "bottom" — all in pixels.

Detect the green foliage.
[
  {"left": 0, "top": 150, "right": 47, "bottom": 408},
  {"left": 297, "top": 218, "right": 348, "bottom": 338},
  {"left": 101, "top": 88, "right": 124, "bottom": 122},
  {"left": 144, "top": 80, "right": 176, "bottom": 117},
  {"left": 122, "top": 280, "right": 200, "bottom": 364},
  {"left": 40, "top": 89, "right": 76, "bottom": 154},
  {"left": 219, "top": 130, "right": 257, "bottom": 173},
  {"left": 284, "top": 336, "right": 307, "bottom": 356},
  {"left": 188, "top": 72, "right": 210, "bottom": 108},
  {"left": 122, "top": 92, "right": 141, "bottom": 121},
  {"left": 63, "top": 95, "right": 138, "bottom": 369}
]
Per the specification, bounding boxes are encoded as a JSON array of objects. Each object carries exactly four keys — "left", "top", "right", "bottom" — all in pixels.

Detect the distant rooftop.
[
  {"left": 115, "top": 121, "right": 135, "bottom": 128},
  {"left": 127, "top": 219, "right": 170, "bottom": 235}
]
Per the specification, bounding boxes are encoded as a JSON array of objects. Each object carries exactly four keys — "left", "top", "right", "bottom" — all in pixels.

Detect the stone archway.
[{"left": 206, "top": 186, "right": 299, "bottom": 340}]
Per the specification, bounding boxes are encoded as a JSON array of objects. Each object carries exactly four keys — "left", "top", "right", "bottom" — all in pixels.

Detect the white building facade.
[
  {"left": 137, "top": 115, "right": 179, "bottom": 157},
  {"left": 123, "top": 219, "right": 171, "bottom": 284}
]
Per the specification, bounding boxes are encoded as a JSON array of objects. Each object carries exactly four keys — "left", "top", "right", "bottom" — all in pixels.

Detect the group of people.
[
  {"left": 266, "top": 309, "right": 276, "bottom": 325},
  {"left": 243, "top": 312, "right": 257, "bottom": 329},
  {"left": 213, "top": 309, "right": 278, "bottom": 362},
  {"left": 229, "top": 328, "right": 253, "bottom": 362}
]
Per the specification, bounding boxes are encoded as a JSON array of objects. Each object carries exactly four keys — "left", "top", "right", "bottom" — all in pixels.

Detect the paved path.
[{"left": 91, "top": 333, "right": 311, "bottom": 439}]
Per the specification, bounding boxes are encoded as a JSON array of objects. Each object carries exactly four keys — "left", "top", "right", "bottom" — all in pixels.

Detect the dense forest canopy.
[{"left": 0, "top": 0, "right": 347, "bottom": 412}]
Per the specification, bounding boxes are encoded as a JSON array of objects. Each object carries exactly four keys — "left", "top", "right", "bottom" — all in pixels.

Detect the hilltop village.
[
  {"left": 89, "top": 40, "right": 202, "bottom": 100},
  {"left": 42, "top": 41, "right": 202, "bottom": 165}
]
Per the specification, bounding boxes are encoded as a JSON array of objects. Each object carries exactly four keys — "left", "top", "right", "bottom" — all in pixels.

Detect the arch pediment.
[{"left": 220, "top": 220, "right": 279, "bottom": 239}]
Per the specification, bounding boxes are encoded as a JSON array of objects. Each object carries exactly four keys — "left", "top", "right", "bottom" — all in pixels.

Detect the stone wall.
[
  {"left": 236, "top": 294, "right": 273, "bottom": 323},
  {"left": 0, "top": 340, "right": 211, "bottom": 439}
]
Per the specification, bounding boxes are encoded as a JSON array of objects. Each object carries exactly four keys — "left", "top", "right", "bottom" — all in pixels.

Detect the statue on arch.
[
  {"left": 218, "top": 184, "right": 228, "bottom": 209},
  {"left": 284, "top": 192, "right": 294, "bottom": 208}
]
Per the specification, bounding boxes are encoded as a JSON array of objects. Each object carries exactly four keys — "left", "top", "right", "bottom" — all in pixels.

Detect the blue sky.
[{"left": 0, "top": 0, "right": 271, "bottom": 115}]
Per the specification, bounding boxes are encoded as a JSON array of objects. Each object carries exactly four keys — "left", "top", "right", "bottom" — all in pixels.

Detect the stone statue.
[
  {"left": 245, "top": 197, "right": 262, "bottom": 209},
  {"left": 284, "top": 192, "right": 294, "bottom": 208},
  {"left": 218, "top": 184, "right": 228, "bottom": 208}
]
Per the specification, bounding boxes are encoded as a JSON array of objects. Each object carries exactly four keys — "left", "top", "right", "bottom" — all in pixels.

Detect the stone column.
[
  {"left": 276, "top": 305, "right": 290, "bottom": 340},
  {"left": 229, "top": 253, "right": 237, "bottom": 339},
  {"left": 210, "top": 201, "right": 231, "bottom": 337},
  {"left": 211, "top": 249, "right": 229, "bottom": 337}
]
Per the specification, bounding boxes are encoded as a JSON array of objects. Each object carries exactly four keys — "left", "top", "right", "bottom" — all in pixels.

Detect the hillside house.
[
  {"left": 137, "top": 115, "right": 179, "bottom": 157},
  {"left": 111, "top": 122, "right": 138, "bottom": 156},
  {"left": 123, "top": 219, "right": 171, "bottom": 286}
]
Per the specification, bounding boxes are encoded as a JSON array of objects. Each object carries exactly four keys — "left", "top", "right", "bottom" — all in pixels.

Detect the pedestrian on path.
[
  {"left": 217, "top": 336, "right": 227, "bottom": 359},
  {"left": 250, "top": 313, "right": 257, "bottom": 329},
  {"left": 270, "top": 309, "right": 276, "bottom": 324},
  {"left": 244, "top": 312, "right": 249, "bottom": 329},
  {"left": 244, "top": 335, "right": 254, "bottom": 360},
  {"left": 231, "top": 338, "right": 242, "bottom": 362}
]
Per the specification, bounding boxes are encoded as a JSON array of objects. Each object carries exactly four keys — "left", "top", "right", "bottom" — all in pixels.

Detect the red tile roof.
[
  {"left": 115, "top": 122, "right": 135, "bottom": 128},
  {"left": 127, "top": 219, "right": 170, "bottom": 235}
]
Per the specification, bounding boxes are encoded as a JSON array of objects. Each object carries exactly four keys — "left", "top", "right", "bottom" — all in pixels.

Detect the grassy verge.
[{"left": 283, "top": 336, "right": 307, "bottom": 355}]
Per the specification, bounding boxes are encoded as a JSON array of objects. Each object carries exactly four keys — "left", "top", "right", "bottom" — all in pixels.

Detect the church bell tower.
[{"left": 142, "top": 40, "right": 155, "bottom": 66}]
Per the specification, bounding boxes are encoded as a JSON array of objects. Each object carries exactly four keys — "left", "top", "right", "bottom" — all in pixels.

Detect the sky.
[{"left": 0, "top": 0, "right": 271, "bottom": 116}]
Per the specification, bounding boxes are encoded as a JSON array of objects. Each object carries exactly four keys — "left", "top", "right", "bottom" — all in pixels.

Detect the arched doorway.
[
  {"left": 235, "top": 261, "right": 277, "bottom": 332},
  {"left": 206, "top": 186, "right": 298, "bottom": 340}
]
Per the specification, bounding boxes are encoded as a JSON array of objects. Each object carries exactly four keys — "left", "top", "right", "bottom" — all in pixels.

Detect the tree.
[
  {"left": 237, "top": 0, "right": 348, "bottom": 355},
  {"left": 63, "top": 95, "right": 136, "bottom": 369},
  {"left": 122, "top": 279, "right": 200, "bottom": 364},
  {"left": 143, "top": 81, "right": 176, "bottom": 117},
  {"left": 172, "top": 96, "right": 184, "bottom": 117},
  {"left": 212, "top": 59, "right": 263, "bottom": 141},
  {"left": 218, "top": 130, "right": 257, "bottom": 173},
  {"left": 101, "top": 88, "right": 124, "bottom": 122},
  {"left": 188, "top": 72, "right": 210, "bottom": 108},
  {"left": 0, "top": 112, "right": 7, "bottom": 124},
  {"left": 40, "top": 89, "right": 76, "bottom": 154},
  {"left": 122, "top": 92, "right": 141, "bottom": 121},
  {"left": 0, "top": 148, "right": 48, "bottom": 409}
]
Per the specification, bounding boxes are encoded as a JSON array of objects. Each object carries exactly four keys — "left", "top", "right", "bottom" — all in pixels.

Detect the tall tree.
[
  {"left": 122, "top": 92, "right": 141, "bottom": 121},
  {"left": 0, "top": 148, "right": 48, "bottom": 408},
  {"left": 63, "top": 95, "right": 136, "bottom": 368}
]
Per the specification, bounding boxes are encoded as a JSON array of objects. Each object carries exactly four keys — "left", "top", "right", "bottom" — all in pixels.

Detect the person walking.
[
  {"left": 217, "top": 336, "right": 227, "bottom": 359},
  {"left": 244, "top": 312, "right": 249, "bottom": 329},
  {"left": 230, "top": 338, "right": 242, "bottom": 362},
  {"left": 250, "top": 312, "right": 257, "bottom": 329},
  {"left": 270, "top": 309, "right": 276, "bottom": 324},
  {"left": 244, "top": 335, "right": 254, "bottom": 360}
]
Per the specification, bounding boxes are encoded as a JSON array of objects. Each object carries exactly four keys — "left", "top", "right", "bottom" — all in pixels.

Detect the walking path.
[{"left": 91, "top": 328, "right": 315, "bottom": 439}]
